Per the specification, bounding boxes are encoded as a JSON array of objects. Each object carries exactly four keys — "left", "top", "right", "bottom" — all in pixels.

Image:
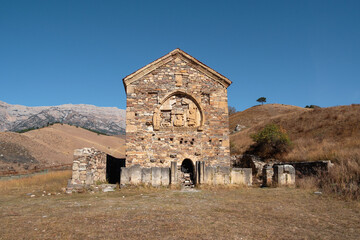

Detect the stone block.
[
  {"left": 204, "top": 166, "right": 214, "bottom": 184},
  {"left": 120, "top": 167, "right": 129, "bottom": 185},
  {"left": 170, "top": 161, "right": 178, "bottom": 185},
  {"left": 262, "top": 164, "right": 274, "bottom": 187},
  {"left": 274, "top": 164, "right": 295, "bottom": 186},
  {"left": 129, "top": 165, "right": 142, "bottom": 185},
  {"left": 161, "top": 168, "right": 170, "bottom": 186},
  {"left": 151, "top": 167, "right": 161, "bottom": 187},
  {"left": 85, "top": 172, "right": 93, "bottom": 185},
  {"left": 141, "top": 168, "right": 151, "bottom": 185}
]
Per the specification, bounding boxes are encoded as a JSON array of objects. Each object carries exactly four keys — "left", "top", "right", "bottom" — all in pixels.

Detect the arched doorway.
[{"left": 181, "top": 159, "right": 195, "bottom": 186}]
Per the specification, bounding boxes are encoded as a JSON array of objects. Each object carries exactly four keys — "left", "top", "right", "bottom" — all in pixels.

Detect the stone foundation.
[{"left": 67, "top": 149, "right": 252, "bottom": 192}]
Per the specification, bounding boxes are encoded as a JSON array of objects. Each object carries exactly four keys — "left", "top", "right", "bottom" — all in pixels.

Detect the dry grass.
[
  {"left": 0, "top": 170, "right": 71, "bottom": 194},
  {"left": 0, "top": 171, "right": 359, "bottom": 239},
  {"left": 230, "top": 104, "right": 360, "bottom": 199}
]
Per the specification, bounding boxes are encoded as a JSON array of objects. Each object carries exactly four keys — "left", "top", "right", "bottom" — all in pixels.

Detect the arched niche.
[{"left": 153, "top": 91, "right": 204, "bottom": 131}]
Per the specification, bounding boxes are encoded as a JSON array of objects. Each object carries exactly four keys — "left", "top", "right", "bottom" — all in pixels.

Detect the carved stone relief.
[{"left": 153, "top": 94, "right": 201, "bottom": 130}]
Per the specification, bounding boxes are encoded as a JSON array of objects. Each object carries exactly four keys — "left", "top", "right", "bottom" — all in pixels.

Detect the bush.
[{"left": 250, "top": 124, "right": 292, "bottom": 159}]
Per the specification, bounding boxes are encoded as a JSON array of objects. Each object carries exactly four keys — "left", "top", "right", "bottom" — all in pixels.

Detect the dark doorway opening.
[
  {"left": 106, "top": 155, "right": 126, "bottom": 184},
  {"left": 181, "top": 159, "right": 195, "bottom": 186}
]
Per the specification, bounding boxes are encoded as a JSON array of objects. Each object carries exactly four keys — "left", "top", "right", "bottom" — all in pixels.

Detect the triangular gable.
[{"left": 123, "top": 48, "right": 232, "bottom": 92}]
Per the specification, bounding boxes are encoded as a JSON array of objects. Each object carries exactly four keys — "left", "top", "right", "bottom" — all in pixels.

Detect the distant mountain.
[{"left": 0, "top": 100, "right": 126, "bottom": 135}]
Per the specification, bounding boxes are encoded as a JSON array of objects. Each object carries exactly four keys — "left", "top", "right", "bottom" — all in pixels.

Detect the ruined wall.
[
  {"left": 70, "top": 148, "right": 106, "bottom": 185},
  {"left": 125, "top": 57, "right": 230, "bottom": 168}
]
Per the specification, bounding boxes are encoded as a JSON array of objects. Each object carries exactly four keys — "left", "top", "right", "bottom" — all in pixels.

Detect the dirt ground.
[{"left": 1, "top": 179, "right": 359, "bottom": 240}]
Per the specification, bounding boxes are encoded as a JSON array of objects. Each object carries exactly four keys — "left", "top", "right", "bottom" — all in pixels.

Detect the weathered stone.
[
  {"left": 170, "top": 161, "right": 178, "bottom": 185},
  {"left": 120, "top": 167, "right": 129, "bottom": 185},
  {"left": 123, "top": 49, "right": 232, "bottom": 169},
  {"left": 161, "top": 168, "right": 170, "bottom": 186},
  {"left": 129, "top": 165, "right": 142, "bottom": 185},
  {"left": 151, "top": 167, "right": 161, "bottom": 186},
  {"left": 141, "top": 168, "right": 151, "bottom": 184},
  {"left": 274, "top": 164, "right": 295, "bottom": 186},
  {"left": 262, "top": 164, "right": 274, "bottom": 187}
]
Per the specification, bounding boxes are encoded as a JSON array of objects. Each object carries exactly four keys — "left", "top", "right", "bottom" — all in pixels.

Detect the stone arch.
[
  {"left": 181, "top": 158, "right": 195, "bottom": 185},
  {"left": 153, "top": 91, "right": 205, "bottom": 131}
]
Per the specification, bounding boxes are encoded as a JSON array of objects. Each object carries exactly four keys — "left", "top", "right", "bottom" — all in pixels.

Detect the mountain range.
[{"left": 0, "top": 100, "right": 126, "bottom": 135}]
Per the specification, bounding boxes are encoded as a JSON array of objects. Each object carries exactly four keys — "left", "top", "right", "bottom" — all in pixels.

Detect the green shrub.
[{"left": 250, "top": 124, "right": 292, "bottom": 159}]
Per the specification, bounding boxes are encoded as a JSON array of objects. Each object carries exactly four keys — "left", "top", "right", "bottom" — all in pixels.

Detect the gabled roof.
[{"left": 123, "top": 48, "right": 232, "bottom": 92}]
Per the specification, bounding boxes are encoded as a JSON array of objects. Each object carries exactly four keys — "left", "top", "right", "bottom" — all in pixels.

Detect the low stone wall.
[
  {"left": 203, "top": 166, "right": 252, "bottom": 185},
  {"left": 67, "top": 149, "right": 253, "bottom": 191},
  {"left": 120, "top": 165, "right": 171, "bottom": 186},
  {"left": 280, "top": 161, "right": 332, "bottom": 177},
  {"left": 119, "top": 164, "right": 252, "bottom": 187},
  {"left": 70, "top": 148, "right": 106, "bottom": 185},
  {"left": 263, "top": 164, "right": 295, "bottom": 187}
]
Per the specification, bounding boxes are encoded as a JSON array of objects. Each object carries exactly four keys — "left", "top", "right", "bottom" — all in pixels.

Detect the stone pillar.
[
  {"left": 195, "top": 161, "right": 200, "bottom": 185},
  {"left": 170, "top": 161, "right": 178, "bottom": 185},
  {"left": 262, "top": 164, "right": 274, "bottom": 187},
  {"left": 200, "top": 161, "right": 205, "bottom": 184},
  {"left": 274, "top": 164, "right": 295, "bottom": 186}
]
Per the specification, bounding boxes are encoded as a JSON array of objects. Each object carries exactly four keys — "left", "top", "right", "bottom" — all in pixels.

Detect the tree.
[
  {"left": 256, "top": 97, "right": 266, "bottom": 105},
  {"left": 228, "top": 106, "right": 237, "bottom": 115},
  {"left": 250, "top": 124, "right": 292, "bottom": 159}
]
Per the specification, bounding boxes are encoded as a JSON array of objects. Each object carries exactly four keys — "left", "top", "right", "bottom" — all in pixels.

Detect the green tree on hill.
[{"left": 256, "top": 97, "right": 266, "bottom": 105}]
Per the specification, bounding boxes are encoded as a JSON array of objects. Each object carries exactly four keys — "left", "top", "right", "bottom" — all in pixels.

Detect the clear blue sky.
[{"left": 1, "top": 0, "right": 359, "bottom": 111}]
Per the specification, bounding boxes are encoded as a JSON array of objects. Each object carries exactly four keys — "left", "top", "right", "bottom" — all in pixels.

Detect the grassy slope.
[
  {"left": 230, "top": 104, "right": 360, "bottom": 163},
  {"left": 0, "top": 124, "right": 125, "bottom": 174}
]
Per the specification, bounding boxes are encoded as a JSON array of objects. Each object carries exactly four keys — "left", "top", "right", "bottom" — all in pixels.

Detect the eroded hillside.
[{"left": 0, "top": 124, "right": 125, "bottom": 175}]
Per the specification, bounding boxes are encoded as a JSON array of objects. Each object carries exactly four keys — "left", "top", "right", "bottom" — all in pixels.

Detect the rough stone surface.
[
  {"left": 70, "top": 148, "right": 106, "bottom": 186},
  {"left": 273, "top": 164, "right": 295, "bottom": 186},
  {"left": 151, "top": 167, "right": 161, "bottom": 186},
  {"left": 129, "top": 165, "right": 141, "bottom": 185},
  {"left": 123, "top": 49, "right": 231, "bottom": 169},
  {"left": 262, "top": 164, "right": 274, "bottom": 187},
  {"left": 161, "top": 168, "right": 170, "bottom": 186}
]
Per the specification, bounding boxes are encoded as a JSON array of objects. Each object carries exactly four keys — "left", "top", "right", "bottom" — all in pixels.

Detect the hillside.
[
  {"left": 0, "top": 124, "right": 125, "bottom": 175},
  {"left": 230, "top": 104, "right": 360, "bottom": 163},
  {"left": 0, "top": 100, "right": 126, "bottom": 135}
]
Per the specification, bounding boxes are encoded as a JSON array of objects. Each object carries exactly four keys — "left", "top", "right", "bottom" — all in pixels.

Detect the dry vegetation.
[
  {"left": 0, "top": 172, "right": 359, "bottom": 239},
  {"left": 0, "top": 124, "right": 125, "bottom": 175},
  {"left": 230, "top": 104, "right": 360, "bottom": 199}
]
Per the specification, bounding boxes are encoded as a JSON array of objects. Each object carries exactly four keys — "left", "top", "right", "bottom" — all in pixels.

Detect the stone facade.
[{"left": 123, "top": 49, "right": 232, "bottom": 169}]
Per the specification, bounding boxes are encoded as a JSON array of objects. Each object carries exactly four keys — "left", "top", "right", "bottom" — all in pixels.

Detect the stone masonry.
[
  {"left": 123, "top": 49, "right": 232, "bottom": 169},
  {"left": 70, "top": 148, "right": 106, "bottom": 185}
]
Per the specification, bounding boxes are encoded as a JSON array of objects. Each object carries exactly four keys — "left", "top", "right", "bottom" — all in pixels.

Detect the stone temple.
[
  {"left": 123, "top": 49, "right": 232, "bottom": 176},
  {"left": 67, "top": 49, "right": 253, "bottom": 190}
]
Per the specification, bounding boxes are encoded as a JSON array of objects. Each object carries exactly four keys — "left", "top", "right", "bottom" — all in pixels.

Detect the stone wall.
[
  {"left": 70, "top": 148, "right": 106, "bottom": 185},
  {"left": 120, "top": 165, "right": 171, "bottom": 186},
  {"left": 119, "top": 163, "right": 252, "bottom": 187},
  {"left": 124, "top": 49, "right": 231, "bottom": 169},
  {"left": 263, "top": 164, "right": 295, "bottom": 187}
]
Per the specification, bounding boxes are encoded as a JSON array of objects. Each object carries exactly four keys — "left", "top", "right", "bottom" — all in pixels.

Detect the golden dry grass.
[
  {"left": 230, "top": 104, "right": 360, "bottom": 199},
  {"left": 0, "top": 170, "right": 71, "bottom": 194},
  {"left": 0, "top": 171, "right": 359, "bottom": 239}
]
